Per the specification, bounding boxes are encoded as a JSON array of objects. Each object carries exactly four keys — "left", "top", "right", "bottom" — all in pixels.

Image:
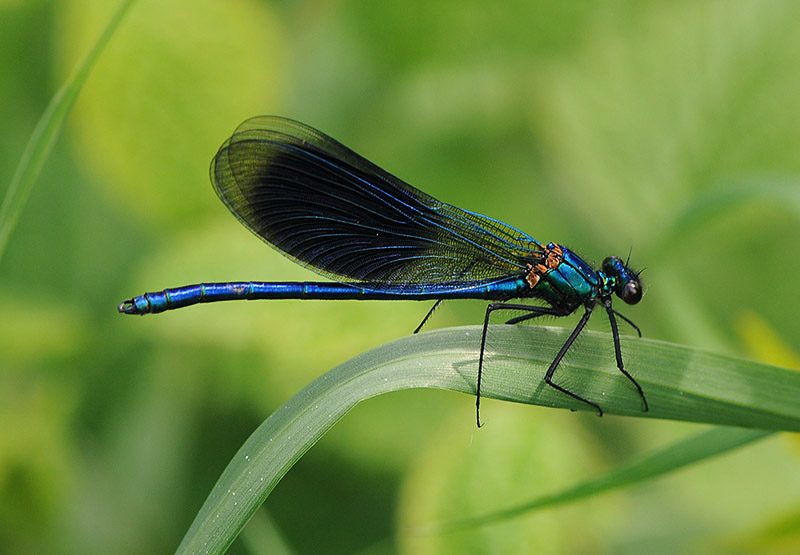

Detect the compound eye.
[{"left": 621, "top": 281, "right": 642, "bottom": 305}]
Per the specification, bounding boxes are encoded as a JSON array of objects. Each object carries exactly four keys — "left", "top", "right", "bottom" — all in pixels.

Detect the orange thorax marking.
[{"left": 524, "top": 243, "right": 563, "bottom": 289}]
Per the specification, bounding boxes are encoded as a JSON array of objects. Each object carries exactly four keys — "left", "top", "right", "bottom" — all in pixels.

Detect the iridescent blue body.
[
  {"left": 123, "top": 279, "right": 527, "bottom": 314},
  {"left": 119, "top": 116, "right": 647, "bottom": 422}
]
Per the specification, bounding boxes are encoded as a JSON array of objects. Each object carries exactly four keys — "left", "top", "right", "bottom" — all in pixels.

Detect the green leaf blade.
[
  {"left": 434, "top": 427, "right": 773, "bottom": 532},
  {"left": 176, "top": 325, "right": 800, "bottom": 553},
  {"left": 0, "top": 0, "right": 135, "bottom": 260}
]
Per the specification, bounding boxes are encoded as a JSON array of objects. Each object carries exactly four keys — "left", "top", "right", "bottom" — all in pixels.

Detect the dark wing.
[{"left": 211, "top": 116, "right": 543, "bottom": 290}]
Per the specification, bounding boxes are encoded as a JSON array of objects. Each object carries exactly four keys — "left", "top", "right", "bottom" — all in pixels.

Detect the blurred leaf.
[
  {"left": 655, "top": 177, "right": 800, "bottom": 259},
  {"left": 240, "top": 509, "right": 294, "bottom": 555},
  {"left": 346, "top": 0, "right": 600, "bottom": 69},
  {"left": 723, "top": 507, "right": 800, "bottom": 553},
  {"left": 398, "top": 406, "right": 614, "bottom": 554},
  {"left": 177, "top": 325, "right": 800, "bottom": 553},
  {"left": 0, "top": 291, "right": 87, "bottom": 361},
  {"left": 0, "top": 367, "right": 77, "bottom": 552},
  {"left": 728, "top": 314, "right": 800, "bottom": 552},
  {"left": 431, "top": 426, "right": 770, "bottom": 534},
  {"left": 0, "top": 0, "right": 134, "bottom": 260},
  {"left": 54, "top": 0, "right": 287, "bottom": 223},
  {"left": 737, "top": 310, "right": 800, "bottom": 370},
  {"left": 537, "top": 0, "right": 800, "bottom": 243}
]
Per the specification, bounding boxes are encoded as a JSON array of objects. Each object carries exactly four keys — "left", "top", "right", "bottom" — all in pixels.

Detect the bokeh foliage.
[{"left": 2, "top": 0, "right": 800, "bottom": 553}]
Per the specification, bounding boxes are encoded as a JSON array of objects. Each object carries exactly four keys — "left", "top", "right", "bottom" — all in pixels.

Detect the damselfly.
[{"left": 119, "top": 116, "right": 648, "bottom": 424}]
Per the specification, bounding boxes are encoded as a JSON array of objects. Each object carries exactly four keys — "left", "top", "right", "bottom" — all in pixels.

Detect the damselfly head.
[{"left": 602, "top": 256, "right": 642, "bottom": 305}]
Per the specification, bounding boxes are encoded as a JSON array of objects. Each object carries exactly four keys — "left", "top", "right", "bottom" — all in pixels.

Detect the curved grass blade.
[
  {"left": 0, "top": 0, "right": 135, "bottom": 261},
  {"left": 176, "top": 325, "right": 800, "bottom": 554}
]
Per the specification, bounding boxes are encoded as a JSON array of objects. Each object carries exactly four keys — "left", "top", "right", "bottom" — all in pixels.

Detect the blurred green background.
[{"left": 3, "top": 0, "right": 800, "bottom": 553}]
